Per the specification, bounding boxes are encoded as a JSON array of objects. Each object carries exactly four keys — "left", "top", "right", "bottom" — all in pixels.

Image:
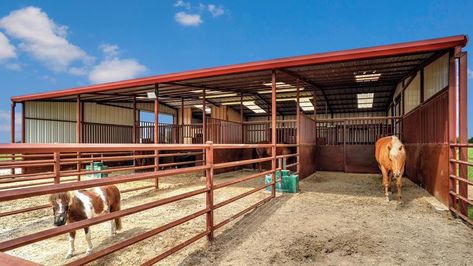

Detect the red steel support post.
[
  {"left": 205, "top": 141, "right": 214, "bottom": 240},
  {"left": 181, "top": 97, "right": 184, "bottom": 143},
  {"left": 202, "top": 88, "right": 207, "bottom": 143},
  {"left": 54, "top": 151, "right": 60, "bottom": 184},
  {"left": 448, "top": 50, "right": 457, "bottom": 211},
  {"left": 76, "top": 95, "right": 81, "bottom": 143},
  {"left": 458, "top": 51, "right": 468, "bottom": 216},
  {"left": 21, "top": 103, "right": 25, "bottom": 143},
  {"left": 296, "top": 82, "right": 301, "bottom": 174},
  {"left": 132, "top": 96, "right": 137, "bottom": 144},
  {"left": 76, "top": 95, "right": 82, "bottom": 180},
  {"left": 202, "top": 89, "right": 207, "bottom": 176},
  {"left": 10, "top": 101, "right": 16, "bottom": 176},
  {"left": 271, "top": 70, "right": 277, "bottom": 198},
  {"left": 240, "top": 92, "right": 244, "bottom": 143},
  {"left": 154, "top": 85, "right": 160, "bottom": 189},
  {"left": 10, "top": 101, "right": 15, "bottom": 144}
]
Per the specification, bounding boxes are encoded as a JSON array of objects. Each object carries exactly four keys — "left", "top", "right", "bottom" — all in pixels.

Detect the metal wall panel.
[
  {"left": 25, "top": 101, "right": 76, "bottom": 120},
  {"left": 25, "top": 119, "right": 75, "bottom": 143},
  {"left": 424, "top": 53, "right": 449, "bottom": 100},
  {"left": 83, "top": 102, "right": 134, "bottom": 125},
  {"left": 24, "top": 101, "right": 76, "bottom": 143},
  {"left": 404, "top": 71, "right": 421, "bottom": 114}
]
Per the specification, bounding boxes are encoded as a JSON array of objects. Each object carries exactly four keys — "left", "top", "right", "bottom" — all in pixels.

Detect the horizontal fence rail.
[{"left": 0, "top": 142, "right": 283, "bottom": 264}]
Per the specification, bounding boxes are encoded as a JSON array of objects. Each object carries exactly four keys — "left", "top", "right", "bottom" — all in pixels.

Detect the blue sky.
[{"left": 0, "top": 0, "right": 472, "bottom": 143}]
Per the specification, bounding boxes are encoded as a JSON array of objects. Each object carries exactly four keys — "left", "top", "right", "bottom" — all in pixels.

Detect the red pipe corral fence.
[{"left": 0, "top": 142, "right": 286, "bottom": 265}]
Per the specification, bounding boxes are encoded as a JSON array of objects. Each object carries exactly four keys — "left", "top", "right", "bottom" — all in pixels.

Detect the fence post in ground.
[
  {"left": 76, "top": 152, "right": 81, "bottom": 181},
  {"left": 205, "top": 141, "right": 214, "bottom": 240},
  {"left": 154, "top": 148, "right": 160, "bottom": 189},
  {"left": 53, "top": 151, "right": 60, "bottom": 184}
]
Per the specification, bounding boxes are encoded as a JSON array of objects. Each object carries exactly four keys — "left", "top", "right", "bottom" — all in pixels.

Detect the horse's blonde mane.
[{"left": 390, "top": 136, "right": 403, "bottom": 157}]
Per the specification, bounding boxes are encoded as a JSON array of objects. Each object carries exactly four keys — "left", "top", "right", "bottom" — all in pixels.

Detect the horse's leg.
[
  {"left": 396, "top": 176, "right": 403, "bottom": 203},
  {"left": 65, "top": 231, "right": 76, "bottom": 259},
  {"left": 84, "top": 227, "right": 93, "bottom": 256},
  {"left": 110, "top": 219, "right": 116, "bottom": 236},
  {"left": 397, "top": 167, "right": 405, "bottom": 204},
  {"left": 380, "top": 166, "right": 390, "bottom": 202}
]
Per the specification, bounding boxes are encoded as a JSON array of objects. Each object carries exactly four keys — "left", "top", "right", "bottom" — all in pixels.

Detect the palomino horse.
[
  {"left": 49, "top": 185, "right": 122, "bottom": 258},
  {"left": 375, "top": 136, "right": 406, "bottom": 203},
  {"left": 254, "top": 140, "right": 295, "bottom": 171}
]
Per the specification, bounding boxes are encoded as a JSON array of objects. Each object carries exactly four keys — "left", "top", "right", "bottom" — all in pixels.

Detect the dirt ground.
[
  {"left": 1, "top": 169, "right": 268, "bottom": 265},
  {"left": 1, "top": 171, "right": 473, "bottom": 265},
  {"left": 181, "top": 172, "right": 473, "bottom": 266}
]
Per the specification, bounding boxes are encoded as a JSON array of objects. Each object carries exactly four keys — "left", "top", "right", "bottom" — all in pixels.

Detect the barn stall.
[{"left": 0, "top": 35, "right": 471, "bottom": 264}]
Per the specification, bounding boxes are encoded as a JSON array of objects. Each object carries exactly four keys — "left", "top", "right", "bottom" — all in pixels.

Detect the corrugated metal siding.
[
  {"left": 25, "top": 101, "right": 76, "bottom": 120},
  {"left": 404, "top": 71, "right": 421, "bottom": 114},
  {"left": 26, "top": 119, "right": 76, "bottom": 143},
  {"left": 25, "top": 101, "right": 76, "bottom": 143},
  {"left": 424, "top": 53, "right": 449, "bottom": 100},
  {"left": 105, "top": 102, "right": 177, "bottom": 115},
  {"left": 83, "top": 103, "right": 134, "bottom": 125}
]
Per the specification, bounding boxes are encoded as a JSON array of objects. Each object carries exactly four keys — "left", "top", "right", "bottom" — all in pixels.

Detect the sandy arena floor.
[
  {"left": 181, "top": 172, "right": 473, "bottom": 266},
  {"left": 1, "top": 171, "right": 473, "bottom": 265}
]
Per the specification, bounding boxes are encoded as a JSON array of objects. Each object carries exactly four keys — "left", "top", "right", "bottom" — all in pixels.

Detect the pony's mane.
[
  {"left": 49, "top": 192, "right": 72, "bottom": 205},
  {"left": 390, "top": 136, "right": 403, "bottom": 156}
]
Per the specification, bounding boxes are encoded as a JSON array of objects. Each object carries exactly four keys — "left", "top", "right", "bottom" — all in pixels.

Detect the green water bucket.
[
  {"left": 285, "top": 174, "right": 299, "bottom": 193},
  {"left": 85, "top": 162, "right": 108, "bottom": 179}
]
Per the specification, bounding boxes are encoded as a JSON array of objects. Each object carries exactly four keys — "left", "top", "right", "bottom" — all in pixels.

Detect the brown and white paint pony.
[
  {"left": 375, "top": 136, "right": 406, "bottom": 203},
  {"left": 49, "top": 185, "right": 122, "bottom": 258}
]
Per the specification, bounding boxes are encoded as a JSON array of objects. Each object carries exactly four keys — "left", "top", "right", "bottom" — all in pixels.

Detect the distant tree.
[{"left": 469, "top": 137, "right": 473, "bottom": 143}]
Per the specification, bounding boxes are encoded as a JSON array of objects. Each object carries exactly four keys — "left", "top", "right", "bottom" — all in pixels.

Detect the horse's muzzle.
[{"left": 54, "top": 214, "right": 67, "bottom": 226}]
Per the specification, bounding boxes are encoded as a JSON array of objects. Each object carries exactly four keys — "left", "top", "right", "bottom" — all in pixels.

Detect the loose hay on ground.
[{"left": 1, "top": 169, "right": 268, "bottom": 265}]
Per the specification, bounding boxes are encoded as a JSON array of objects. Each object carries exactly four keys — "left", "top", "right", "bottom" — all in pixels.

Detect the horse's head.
[
  {"left": 49, "top": 192, "right": 71, "bottom": 226},
  {"left": 388, "top": 138, "right": 405, "bottom": 179}
]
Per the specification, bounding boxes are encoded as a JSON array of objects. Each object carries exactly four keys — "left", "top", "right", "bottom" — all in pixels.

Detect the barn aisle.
[{"left": 181, "top": 172, "right": 473, "bottom": 265}]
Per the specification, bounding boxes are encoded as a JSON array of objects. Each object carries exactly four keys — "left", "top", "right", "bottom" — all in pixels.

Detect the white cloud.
[
  {"left": 88, "top": 58, "right": 147, "bottom": 84},
  {"left": 175, "top": 12, "right": 203, "bottom": 26},
  {"left": 4, "top": 63, "right": 21, "bottom": 71},
  {"left": 468, "top": 68, "right": 473, "bottom": 79},
  {"left": 0, "top": 109, "right": 21, "bottom": 143},
  {"left": 99, "top": 43, "right": 120, "bottom": 58},
  {"left": 0, "top": 6, "right": 93, "bottom": 72},
  {"left": 175, "top": 0, "right": 191, "bottom": 9},
  {"left": 88, "top": 44, "right": 146, "bottom": 84},
  {"left": 208, "top": 4, "right": 225, "bottom": 17},
  {"left": 0, "top": 32, "right": 16, "bottom": 60}
]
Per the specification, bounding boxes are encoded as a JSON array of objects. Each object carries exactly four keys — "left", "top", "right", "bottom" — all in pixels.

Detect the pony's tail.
[
  {"left": 111, "top": 186, "right": 122, "bottom": 231},
  {"left": 114, "top": 201, "right": 122, "bottom": 231}
]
